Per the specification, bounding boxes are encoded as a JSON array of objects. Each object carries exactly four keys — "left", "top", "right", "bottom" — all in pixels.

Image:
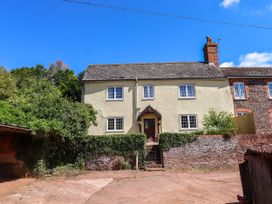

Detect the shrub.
[
  {"left": 112, "top": 157, "right": 132, "bottom": 170},
  {"left": 159, "top": 132, "right": 197, "bottom": 151},
  {"left": 203, "top": 109, "right": 235, "bottom": 137},
  {"left": 121, "top": 161, "right": 132, "bottom": 170}
]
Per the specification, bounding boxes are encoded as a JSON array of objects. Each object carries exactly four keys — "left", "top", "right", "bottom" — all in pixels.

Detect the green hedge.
[
  {"left": 21, "top": 133, "right": 146, "bottom": 174},
  {"left": 82, "top": 133, "right": 146, "bottom": 159},
  {"left": 159, "top": 132, "right": 197, "bottom": 151}
]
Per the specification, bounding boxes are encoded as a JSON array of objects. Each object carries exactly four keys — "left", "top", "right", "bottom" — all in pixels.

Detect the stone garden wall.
[{"left": 162, "top": 134, "right": 272, "bottom": 169}]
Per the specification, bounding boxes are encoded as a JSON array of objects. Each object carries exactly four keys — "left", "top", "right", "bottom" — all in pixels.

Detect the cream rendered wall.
[
  {"left": 137, "top": 79, "right": 234, "bottom": 133},
  {"left": 83, "top": 79, "right": 234, "bottom": 135},
  {"left": 84, "top": 81, "right": 137, "bottom": 135}
]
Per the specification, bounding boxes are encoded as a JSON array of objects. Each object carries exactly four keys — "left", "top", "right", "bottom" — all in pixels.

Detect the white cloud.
[
  {"left": 239, "top": 52, "right": 272, "bottom": 67},
  {"left": 220, "top": 62, "right": 235, "bottom": 67},
  {"left": 220, "top": 52, "right": 272, "bottom": 67},
  {"left": 220, "top": 0, "right": 240, "bottom": 8}
]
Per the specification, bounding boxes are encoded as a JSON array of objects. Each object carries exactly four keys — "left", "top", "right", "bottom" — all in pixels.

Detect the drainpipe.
[{"left": 135, "top": 76, "right": 139, "bottom": 132}]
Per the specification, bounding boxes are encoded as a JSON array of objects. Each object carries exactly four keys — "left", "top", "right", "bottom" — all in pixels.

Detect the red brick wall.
[{"left": 229, "top": 78, "right": 272, "bottom": 133}]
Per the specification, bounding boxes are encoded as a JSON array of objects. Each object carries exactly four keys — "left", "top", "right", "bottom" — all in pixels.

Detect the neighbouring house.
[
  {"left": 0, "top": 124, "right": 32, "bottom": 178},
  {"left": 222, "top": 68, "right": 272, "bottom": 133},
  {"left": 82, "top": 37, "right": 234, "bottom": 141}
]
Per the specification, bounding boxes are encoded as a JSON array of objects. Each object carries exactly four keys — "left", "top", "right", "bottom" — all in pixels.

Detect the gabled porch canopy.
[{"left": 137, "top": 105, "right": 161, "bottom": 121}]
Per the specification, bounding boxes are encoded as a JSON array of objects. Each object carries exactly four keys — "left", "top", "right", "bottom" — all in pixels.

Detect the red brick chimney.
[{"left": 203, "top": 36, "right": 219, "bottom": 67}]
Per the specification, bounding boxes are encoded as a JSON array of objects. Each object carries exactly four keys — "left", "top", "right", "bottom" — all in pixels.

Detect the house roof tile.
[
  {"left": 83, "top": 62, "right": 225, "bottom": 81},
  {"left": 221, "top": 67, "right": 272, "bottom": 78}
]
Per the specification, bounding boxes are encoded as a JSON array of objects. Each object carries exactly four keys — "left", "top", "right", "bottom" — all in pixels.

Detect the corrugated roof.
[
  {"left": 221, "top": 67, "right": 272, "bottom": 78},
  {"left": 83, "top": 62, "right": 225, "bottom": 81}
]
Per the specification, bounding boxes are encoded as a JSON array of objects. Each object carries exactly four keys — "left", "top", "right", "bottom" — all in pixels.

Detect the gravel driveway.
[{"left": 0, "top": 170, "right": 241, "bottom": 204}]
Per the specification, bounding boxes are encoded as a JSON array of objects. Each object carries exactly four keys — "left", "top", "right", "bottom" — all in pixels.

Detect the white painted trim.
[
  {"left": 233, "top": 82, "right": 246, "bottom": 100},
  {"left": 106, "top": 86, "right": 124, "bottom": 101},
  {"left": 106, "top": 117, "right": 124, "bottom": 132},
  {"left": 179, "top": 114, "right": 198, "bottom": 130},
  {"left": 143, "top": 85, "right": 155, "bottom": 100},
  {"left": 178, "top": 84, "right": 196, "bottom": 99}
]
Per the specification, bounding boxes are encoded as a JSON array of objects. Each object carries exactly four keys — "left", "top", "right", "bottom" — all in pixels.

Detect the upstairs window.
[
  {"left": 143, "top": 85, "right": 154, "bottom": 99},
  {"left": 180, "top": 115, "right": 197, "bottom": 130},
  {"left": 179, "top": 84, "right": 195, "bottom": 98},
  {"left": 233, "top": 82, "right": 246, "bottom": 100},
  {"left": 268, "top": 82, "right": 272, "bottom": 98},
  {"left": 107, "top": 117, "right": 123, "bottom": 131},
  {"left": 107, "top": 87, "right": 123, "bottom": 100}
]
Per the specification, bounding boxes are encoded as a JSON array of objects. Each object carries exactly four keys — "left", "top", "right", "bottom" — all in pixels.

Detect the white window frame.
[
  {"left": 107, "top": 86, "right": 123, "bottom": 101},
  {"left": 236, "top": 112, "right": 248, "bottom": 117},
  {"left": 106, "top": 117, "right": 124, "bottom": 132},
  {"left": 268, "top": 82, "right": 272, "bottom": 99},
  {"left": 143, "top": 85, "right": 154, "bottom": 100},
  {"left": 179, "top": 84, "right": 196, "bottom": 99},
  {"left": 233, "top": 82, "right": 246, "bottom": 100},
  {"left": 180, "top": 114, "right": 198, "bottom": 130}
]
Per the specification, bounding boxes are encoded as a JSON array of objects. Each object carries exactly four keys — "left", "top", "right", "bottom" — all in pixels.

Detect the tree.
[
  {"left": 0, "top": 74, "right": 96, "bottom": 138},
  {"left": 48, "top": 60, "right": 69, "bottom": 76},
  {"left": 12, "top": 62, "right": 82, "bottom": 102},
  {"left": 0, "top": 65, "right": 96, "bottom": 170},
  {"left": 0, "top": 67, "right": 17, "bottom": 100},
  {"left": 11, "top": 65, "right": 48, "bottom": 89},
  {"left": 50, "top": 69, "right": 81, "bottom": 101}
]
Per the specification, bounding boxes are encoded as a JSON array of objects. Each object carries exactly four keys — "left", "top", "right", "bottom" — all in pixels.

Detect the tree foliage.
[
  {"left": 0, "top": 64, "right": 96, "bottom": 139},
  {"left": 0, "top": 67, "right": 17, "bottom": 100}
]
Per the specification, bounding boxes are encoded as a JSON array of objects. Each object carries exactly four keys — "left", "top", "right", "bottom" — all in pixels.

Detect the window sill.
[
  {"left": 106, "top": 130, "right": 124, "bottom": 133},
  {"left": 178, "top": 97, "right": 196, "bottom": 100},
  {"left": 142, "top": 98, "right": 154, "bottom": 101},
  {"left": 234, "top": 98, "right": 247, "bottom": 101},
  {"left": 106, "top": 99, "right": 124, "bottom": 102},
  {"left": 179, "top": 128, "right": 198, "bottom": 131}
]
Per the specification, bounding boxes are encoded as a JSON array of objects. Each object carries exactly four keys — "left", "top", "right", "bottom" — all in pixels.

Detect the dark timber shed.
[
  {"left": 0, "top": 124, "right": 32, "bottom": 178},
  {"left": 239, "top": 149, "right": 272, "bottom": 204}
]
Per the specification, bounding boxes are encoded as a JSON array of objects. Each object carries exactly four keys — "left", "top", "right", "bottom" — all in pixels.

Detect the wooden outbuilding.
[{"left": 0, "top": 124, "right": 32, "bottom": 178}]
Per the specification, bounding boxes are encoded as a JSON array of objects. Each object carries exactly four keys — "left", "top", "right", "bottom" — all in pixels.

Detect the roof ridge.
[
  {"left": 221, "top": 67, "right": 272, "bottom": 69},
  {"left": 88, "top": 61, "right": 205, "bottom": 67}
]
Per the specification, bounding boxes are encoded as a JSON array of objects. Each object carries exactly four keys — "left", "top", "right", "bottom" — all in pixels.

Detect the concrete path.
[{"left": 0, "top": 178, "right": 113, "bottom": 204}]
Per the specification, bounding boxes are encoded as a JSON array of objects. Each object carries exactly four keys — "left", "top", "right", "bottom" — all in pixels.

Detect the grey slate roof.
[
  {"left": 83, "top": 62, "right": 225, "bottom": 81},
  {"left": 221, "top": 67, "right": 272, "bottom": 78}
]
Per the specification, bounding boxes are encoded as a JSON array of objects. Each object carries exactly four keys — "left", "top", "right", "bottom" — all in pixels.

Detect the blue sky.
[{"left": 1, "top": 0, "right": 272, "bottom": 73}]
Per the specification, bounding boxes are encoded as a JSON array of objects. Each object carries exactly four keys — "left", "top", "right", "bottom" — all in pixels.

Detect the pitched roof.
[
  {"left": 221, "top": 67, "right": 272, "bottom": 78},
  {"left": 83, "top": 62, "right": 225, "bottom": 81},
  {"left": 137, "top": 105, "right": 162, "bottom": 121}
]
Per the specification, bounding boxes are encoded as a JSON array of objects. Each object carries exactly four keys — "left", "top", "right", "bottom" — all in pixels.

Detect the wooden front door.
[{"left": 144, "top": 119, "right": 155, "bottom": 141}]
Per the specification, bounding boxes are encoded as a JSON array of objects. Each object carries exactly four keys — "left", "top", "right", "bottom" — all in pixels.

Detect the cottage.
[
  {"left": 82, "top": 36, "right": 272, "bottom": 138},
  {"left": 82, "top": 37, "right": 234, "bottom": 140}
]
